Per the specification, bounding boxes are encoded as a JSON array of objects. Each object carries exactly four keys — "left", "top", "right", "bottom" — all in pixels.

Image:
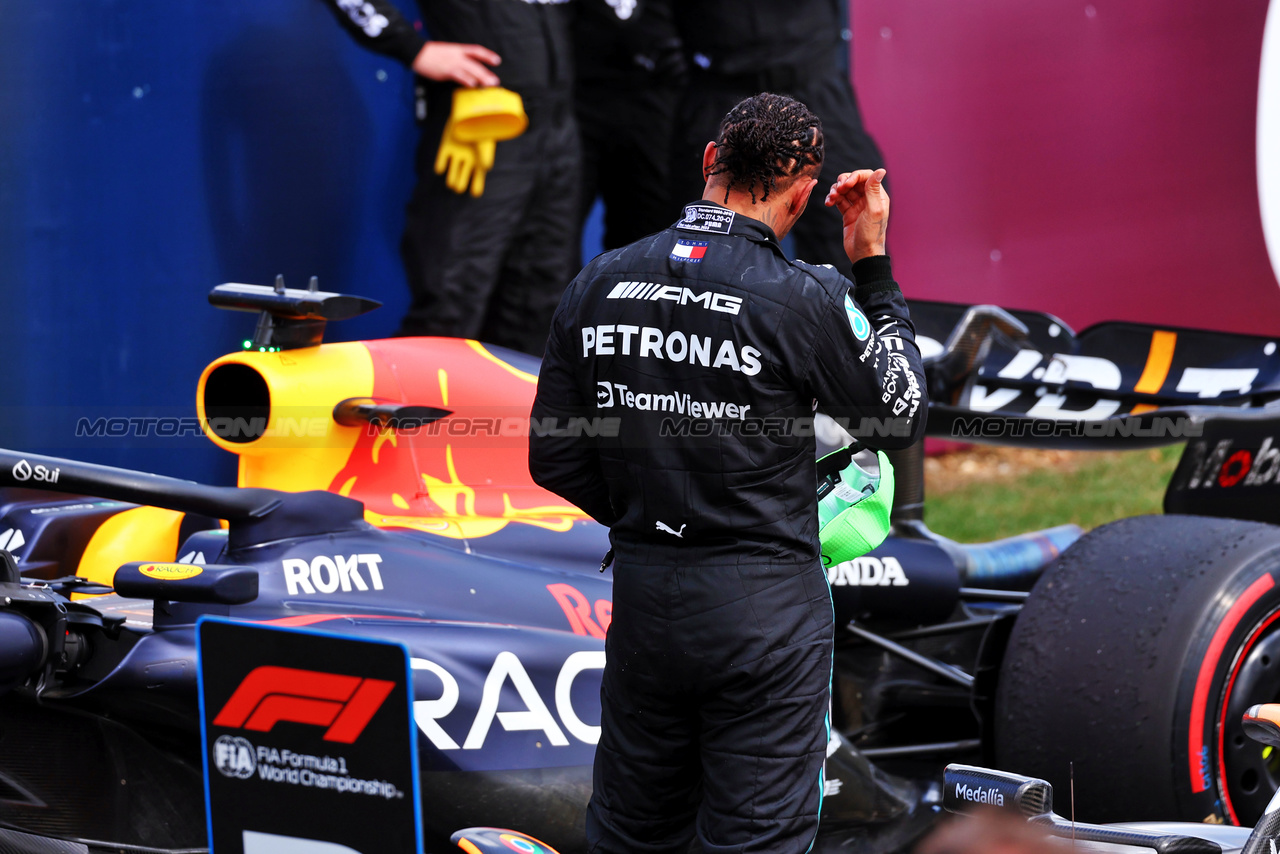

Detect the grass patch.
[{"left": 923, "top": 445, "right": 1184, "bottom": 543}]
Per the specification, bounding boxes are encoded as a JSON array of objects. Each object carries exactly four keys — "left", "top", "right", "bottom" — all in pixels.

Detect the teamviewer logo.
[
  {"left": 213, "top": 666, "right": 394, "bottom": 744},
  {"left": 597, "top": 381, "right": 614, "bottom": 408}
]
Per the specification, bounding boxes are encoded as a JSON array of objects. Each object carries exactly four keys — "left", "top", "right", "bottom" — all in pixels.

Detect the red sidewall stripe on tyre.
[
  {"left": 1217, "top": 606, "right": 1280, "bottom": 824},
  {"left": 1189, "top": 573, "right": 1276, "bottom": 795}
]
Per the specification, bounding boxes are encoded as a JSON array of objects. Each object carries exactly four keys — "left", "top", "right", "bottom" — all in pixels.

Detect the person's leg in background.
[
  {"left": 596, "top": 84, "right": 684, "bottom": 248},
  {"left": 790, "top": 73, "right": 885, "bottom": 279},
  {"left": 397, "top": 117, "right": 528, "bottom": 339},
  {"left": 479, "top": 99, "right": 581, "bottom": 356},
  {"left": 668, "top": 83, "right": 745, "bottom": 211}
]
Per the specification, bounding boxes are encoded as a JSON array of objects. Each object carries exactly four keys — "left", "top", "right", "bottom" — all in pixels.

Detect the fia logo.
[{"left": 213, "top": 734, "right": 257, "bottom": 779}]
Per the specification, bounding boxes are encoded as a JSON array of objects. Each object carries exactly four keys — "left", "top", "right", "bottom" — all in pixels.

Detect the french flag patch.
[{"left": 671, "top": 239, "right": 709, "bottom": 262}]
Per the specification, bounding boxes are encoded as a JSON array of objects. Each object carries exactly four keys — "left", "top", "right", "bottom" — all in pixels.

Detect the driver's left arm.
[{"left": 804, "top": 255, "right": 928, "bottom": 449}]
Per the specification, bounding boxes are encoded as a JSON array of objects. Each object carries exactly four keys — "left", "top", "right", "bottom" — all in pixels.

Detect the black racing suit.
[
  {"left": 529, "top": 202, "right": 926, "bottom": 852},
  {"left": 572, "top": 0, "right": 684, "bottom": 258},
  {"left": 322, "top": 0, "right": 579, "bottom": 354},
  {"left": 669, "top": 0, "right": 885, "bottom": 280}
]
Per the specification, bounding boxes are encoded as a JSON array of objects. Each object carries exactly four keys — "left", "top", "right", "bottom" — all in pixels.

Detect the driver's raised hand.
[
  {"left": 412, "top": 42, "right": 502, "bottom": 88},
  {"left": 824, "top": 168, "right": 889, "bottom": 264}
]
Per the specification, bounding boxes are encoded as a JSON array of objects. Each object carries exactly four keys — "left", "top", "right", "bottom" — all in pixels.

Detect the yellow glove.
[
  {"left": 434, "top": 87, "right": 527, "bottom": 198},
  {"left": 450, "top": 86, "right": 528, "bottom": 142},
  {"left": 471, "top": 139, "right": 496, "bottom": 196},
  {"left": 434, "top": 117, "right": 482, "bottom": 196}
]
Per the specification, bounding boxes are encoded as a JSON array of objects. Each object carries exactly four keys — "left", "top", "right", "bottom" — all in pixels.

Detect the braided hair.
[{"left": 706, "top": 93, "right": 825, "bottom": 204}]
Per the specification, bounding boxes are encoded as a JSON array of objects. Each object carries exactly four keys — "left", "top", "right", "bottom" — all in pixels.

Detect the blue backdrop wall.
[{"left": 0, "top": 0, "right": 435, "bottom": 484}]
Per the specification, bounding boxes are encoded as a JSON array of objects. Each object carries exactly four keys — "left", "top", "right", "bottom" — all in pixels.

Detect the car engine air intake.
[
  {"left": 195, "top": 342, "right": 378, "bottom": 492},
  {"left": 202, "top": 363, "right": 271, "bottom": 445}
]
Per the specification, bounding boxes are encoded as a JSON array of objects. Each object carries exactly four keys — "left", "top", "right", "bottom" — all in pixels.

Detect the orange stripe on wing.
[{"left": 1135, "top": 330, "right": 1177, "bottom": 394}]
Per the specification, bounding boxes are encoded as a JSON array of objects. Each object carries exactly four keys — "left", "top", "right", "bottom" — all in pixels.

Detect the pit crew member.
[{"left": 321, "top": 0, "right": 579, "bottom": 354}]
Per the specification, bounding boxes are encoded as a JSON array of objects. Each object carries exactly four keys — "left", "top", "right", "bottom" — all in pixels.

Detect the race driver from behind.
[{"left": 529, "top": 93, "right": 927, "bottom": 853}]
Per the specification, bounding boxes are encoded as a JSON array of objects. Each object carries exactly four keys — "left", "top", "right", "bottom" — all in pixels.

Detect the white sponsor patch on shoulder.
[{"left": 676, "top": 204, "right": 735, "bottom": 234}]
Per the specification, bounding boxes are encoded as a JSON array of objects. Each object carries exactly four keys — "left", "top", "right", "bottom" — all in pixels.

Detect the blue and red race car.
[{"left": 1, "top": 282, "right": 1279, "bottom": 852}]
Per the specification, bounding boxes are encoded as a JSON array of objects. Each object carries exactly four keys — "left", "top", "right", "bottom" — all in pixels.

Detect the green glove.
[{"left": 816, "top": 446, "right": 895, "bottom": 567}]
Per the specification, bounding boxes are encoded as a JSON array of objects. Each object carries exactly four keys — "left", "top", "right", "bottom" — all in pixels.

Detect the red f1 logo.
[{"left": 213, "top": 666, "right": 394, "bottom": 744}]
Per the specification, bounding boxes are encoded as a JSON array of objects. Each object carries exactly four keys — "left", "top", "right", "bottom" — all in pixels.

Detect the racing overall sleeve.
[
  {"left": 804, "top": 255, "right": 928, "bottom": 450},
  {"left": 529, "top": 292, "right": 619, "bottom": 526},
  {"left": 318, "top": 0, "right": 426, "bottom": 67}
]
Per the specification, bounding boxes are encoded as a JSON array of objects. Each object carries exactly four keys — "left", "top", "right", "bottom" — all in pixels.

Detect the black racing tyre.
[{"left": 994, "top": 514, "right": 1280, "bottom": 826}]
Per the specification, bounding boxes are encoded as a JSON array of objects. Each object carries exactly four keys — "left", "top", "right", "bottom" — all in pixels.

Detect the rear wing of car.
[{"left": 909, "top": 299, "right": 1280, "bottom": 449}]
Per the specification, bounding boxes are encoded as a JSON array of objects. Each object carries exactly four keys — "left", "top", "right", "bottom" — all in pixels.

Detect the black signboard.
[
  {"left": 198, "top": 618, "right": 422, "bottom": 854},
  {"left": 1165, "top": 416, "right": 1280, "bottom": 525}
]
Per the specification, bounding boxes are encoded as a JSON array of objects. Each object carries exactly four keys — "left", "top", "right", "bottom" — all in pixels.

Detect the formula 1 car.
[{"left": 0, "top": 281, "right": 1278, "bottom": 853}]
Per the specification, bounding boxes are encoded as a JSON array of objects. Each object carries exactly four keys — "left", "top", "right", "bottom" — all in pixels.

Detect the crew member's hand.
[
  {"left": 824, "top": 168, "right": 889, "bottom": 263},
  {"left": 412, "top": 42, "right": 501, "bottom": 88}
]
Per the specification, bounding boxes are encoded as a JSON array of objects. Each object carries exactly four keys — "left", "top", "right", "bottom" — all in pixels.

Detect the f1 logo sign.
[{"left": 213, "top": 665, "right": 394, "bottom": 744}]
